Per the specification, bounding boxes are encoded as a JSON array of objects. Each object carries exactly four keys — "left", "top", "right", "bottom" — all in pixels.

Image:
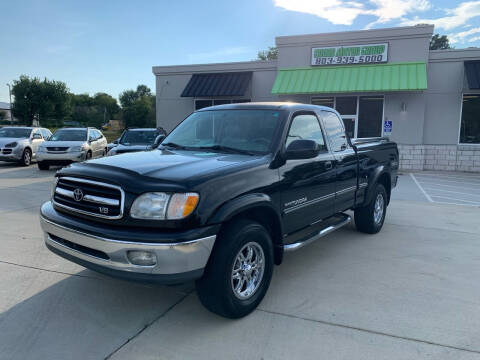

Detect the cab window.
[
  {"left": 286, "top": 114, "right": 326, "bottom": 151},
  {"left": 322, "top": 111, "right": 348, "bottom": 152}
]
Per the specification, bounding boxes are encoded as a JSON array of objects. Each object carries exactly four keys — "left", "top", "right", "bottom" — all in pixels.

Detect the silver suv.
[
  {"left": 0, "top": 127, "right": 52, "bottom": 166},
  {"left": 36, "top": 127, "right": 108, "bottom": 170}
]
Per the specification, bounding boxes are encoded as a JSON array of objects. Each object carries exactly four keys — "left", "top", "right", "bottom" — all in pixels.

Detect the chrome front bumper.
[
  {"left": 36, "top": 151, "right": 85, "bottom": 162},
  {"left": 40, "top": 215, "right": 216, "bottom": 278}
]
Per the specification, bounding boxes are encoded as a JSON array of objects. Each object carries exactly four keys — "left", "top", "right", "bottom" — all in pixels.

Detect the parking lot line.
[
  {"left": 423, "top": 187, "right": 480, "bottom": 197},
  {"left": 409, "top": 173, "right": 433, "bottom": 202},
  {"left": 414, "top": 181, "right": 480, "bottom": 191},
  {"left": 413, "top": 176, "right": 480, "bottom": 186},
  {"left": 430, "top": 195, "right": 480, "bottom": 205},
  {"left": 418, "top": 173, "right": 480, "bottom": 180}
]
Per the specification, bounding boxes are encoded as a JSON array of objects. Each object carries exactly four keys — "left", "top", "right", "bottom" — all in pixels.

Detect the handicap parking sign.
[{"left": 384, "top": 120, "right": 392, "bottom": 134}]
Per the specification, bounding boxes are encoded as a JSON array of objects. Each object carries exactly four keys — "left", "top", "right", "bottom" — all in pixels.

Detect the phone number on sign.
[{"left": 314, "top": 55, "right": 384, "bottom": 65}]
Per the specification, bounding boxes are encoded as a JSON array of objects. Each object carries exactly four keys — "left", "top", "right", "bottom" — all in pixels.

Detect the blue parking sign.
[{"left": 384, "top": 120, "right": 392, "bottom": 134}]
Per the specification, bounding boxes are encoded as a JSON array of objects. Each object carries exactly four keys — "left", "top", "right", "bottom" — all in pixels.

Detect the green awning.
[{"left": 271, "top": 62, "right": 427, "bottom": 94}]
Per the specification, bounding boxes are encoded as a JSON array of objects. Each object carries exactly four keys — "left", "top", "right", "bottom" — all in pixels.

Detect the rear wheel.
[
  {"left": 354, "top": 183, "right": 387, "bottom": 234},
  {"left": 86, "top": 151, "right": 92, "bottom": 160},
  {"left": 37, "top": 161, "right": 49, "bottom": 170},
  {"left": 196, "top": 219, "right": 274, "bottom": 318},
  {"left": 20, "top": 148, "right": 32, "bottom": 166}
]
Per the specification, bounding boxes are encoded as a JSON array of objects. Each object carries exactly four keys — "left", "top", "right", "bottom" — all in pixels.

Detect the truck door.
[
  {"left": 280, "top": 112, "right": 336, "bottom": 235},
  {"left": 321, "top": 111, "right": 358, "bottom": 213}
]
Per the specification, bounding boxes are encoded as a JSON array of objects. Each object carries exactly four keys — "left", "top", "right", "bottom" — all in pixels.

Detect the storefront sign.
[{"left": 312, "top": 43, "right": 388, "bottom": 66}]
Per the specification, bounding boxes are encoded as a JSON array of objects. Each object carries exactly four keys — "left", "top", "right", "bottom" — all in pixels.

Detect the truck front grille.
[{"left": 53, "top": 176, "right": 124, "bottom": 219}]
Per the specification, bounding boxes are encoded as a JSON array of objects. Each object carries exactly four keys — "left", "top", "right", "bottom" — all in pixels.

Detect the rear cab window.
[{"left": 321, "top": 111, "right": 348, "bottom": 152}]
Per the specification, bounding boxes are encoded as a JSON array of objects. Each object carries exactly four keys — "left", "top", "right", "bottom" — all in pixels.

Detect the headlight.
[
  {"left": 69, "top": 146, "right": 84, "bottom": 152},
  {"left": 5, "top": 142, "right": 17, "bottom": 148},
  {"left": 130, "top": 192, "right": 199, "bottom": 220}
]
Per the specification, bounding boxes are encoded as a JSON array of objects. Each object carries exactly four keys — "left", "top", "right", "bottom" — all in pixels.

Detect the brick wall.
[{"left": 398, "top": 144, "right": 480, "bottom": 172}]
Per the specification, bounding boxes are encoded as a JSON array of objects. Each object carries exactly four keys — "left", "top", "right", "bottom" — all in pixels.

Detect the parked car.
[
  {"left": 0, "top": 126, "right": 52, "bottom": 166},
  {"left": 39, "top": 103, "right": 398, "bottom": 318},
  {"left": 107, "top": 128, "right": 166, "bottom": 156},
  {"left": 36, "top": 127, "right": 107, "bottom": 170}
]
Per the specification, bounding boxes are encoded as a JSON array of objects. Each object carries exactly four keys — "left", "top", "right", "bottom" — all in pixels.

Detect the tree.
[
  {"left": 11, "top": 75, "right": 71, "bottom": 126},
  {"left": 430, "top": 34, "right": 451, "bottom": 50},
  {"left": 0, "top": 110, "right": 6, "bottom": 121},
  {"left": 93, "top": 92, "right": 120, "bottom": 121},
  {"left": 119, "top": 85, "right": 156, "bottom": 128},
  {"left": 257, "top": 47, "right": 278, "bottom": 61}
]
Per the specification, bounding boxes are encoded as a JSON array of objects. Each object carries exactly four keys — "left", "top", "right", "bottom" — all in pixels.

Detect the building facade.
[{"left": 153, "top": 25, "right": 480, "bottom": 172}]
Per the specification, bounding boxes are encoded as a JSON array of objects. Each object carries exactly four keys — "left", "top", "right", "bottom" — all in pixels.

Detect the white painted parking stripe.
[
  {"left": 410, "top": 173, "right": 433, "bottom": 202},
  {"left": 430, "top": 195, "right": 480, "bottom": 205},
  {"left": 423, "top": 187, "right": 480, "bottom": 197},
  {"left": 419, "top": 172, "right": 480, "bottom": 180},
  {"left": 428, "top": 200, "right": 480, "bottom": 207},
  {"left": 414, "top": 176, "right": 480, "bottom": 186},
  {"left": 414, "top": 181, "right": 480, "bottom": 191}
]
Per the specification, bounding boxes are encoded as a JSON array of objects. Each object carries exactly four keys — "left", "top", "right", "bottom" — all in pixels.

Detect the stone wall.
[{"left": 398, "top": 144, "right": 480, "bottom": 172}]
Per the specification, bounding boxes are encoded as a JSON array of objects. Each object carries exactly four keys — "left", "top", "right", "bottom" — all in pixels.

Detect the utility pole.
[{"left": 6, "top": 83, "right": 12, "bottom": 121}]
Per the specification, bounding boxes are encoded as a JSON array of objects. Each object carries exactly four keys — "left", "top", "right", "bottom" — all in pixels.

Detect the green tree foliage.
[
  {"left": 430, "top": 34, "right": 452, "bottom": 50},
  {"left": 119, "top": 85, "right": 156, "bottom": 128},
  {"left": 257, "top": 47, "right": 278, "bottom": 61},
  {"left": 70, "top": 93, "right": 120, "bottom": 128},
  {"left": 11, "top": 75, "right": 71, "bottom": 126}
]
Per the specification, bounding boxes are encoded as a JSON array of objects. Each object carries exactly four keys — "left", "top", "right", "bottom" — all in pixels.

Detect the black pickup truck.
[{"left": 40, "top": 102, "right": 398, "bottom": 318}]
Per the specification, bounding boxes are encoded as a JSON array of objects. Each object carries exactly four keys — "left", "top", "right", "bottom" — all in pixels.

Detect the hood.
[
  {"left": 85, "top": 148, "right": 266, "bottom": 182},
  {"left": 113, "top": 144, "right": 150, "bottom": 152},
  {"left": 0, "top": 137, "right": 27, "bottom": 147},
  {"left": 41, "top": 140, "right": 87, "bottom": 147}
]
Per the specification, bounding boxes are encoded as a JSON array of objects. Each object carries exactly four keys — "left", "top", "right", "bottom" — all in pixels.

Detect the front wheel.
[
  {"left": 20, "top": 148, "right": 32, "bottom": 166},
  {"left": 354, "top": 183, "right": 387, "bottom": 234},
  {"left": 196, "top": 219, "right": 274, "bottom": 319}
]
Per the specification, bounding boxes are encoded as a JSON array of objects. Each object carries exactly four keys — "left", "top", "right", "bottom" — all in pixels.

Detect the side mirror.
[
  {"left": 285, "top": 139, "right": 321, "bottom": 160},
  {"left": 32, "top": 133, "right": 42, "bottom": 140},
  {"left": 152, "top": 134, "right": 166, "bottom": 149}
]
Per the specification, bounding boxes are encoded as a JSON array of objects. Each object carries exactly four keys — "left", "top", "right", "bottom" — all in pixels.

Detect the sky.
[{"left": 2, "top": 0, "right": 480, "bottom": 103}]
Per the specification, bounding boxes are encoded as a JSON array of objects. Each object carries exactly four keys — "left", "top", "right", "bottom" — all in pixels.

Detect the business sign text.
[{"left": 312, "top": 43, "right": 388, "bottom": 66}]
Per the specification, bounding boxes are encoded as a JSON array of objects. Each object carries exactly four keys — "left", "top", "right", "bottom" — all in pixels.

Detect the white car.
[
  {"left": 0, "top": 127, "right": 52, "bottom": 166},
  {"left": 36, "top": 127, "right": 107, "bottom": 170}
]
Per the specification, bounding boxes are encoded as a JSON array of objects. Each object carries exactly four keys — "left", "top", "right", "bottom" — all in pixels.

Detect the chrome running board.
[{"left": 283, "top": 213, "right": 352, "bottom": 252}]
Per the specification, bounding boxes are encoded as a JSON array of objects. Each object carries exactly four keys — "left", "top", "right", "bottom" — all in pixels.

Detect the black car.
[
  {"left": 40, "top": 102, "right": 398, "bottom": 318},
  {"left": 107, "top": 128, "right": 166, "bottom": 155}
]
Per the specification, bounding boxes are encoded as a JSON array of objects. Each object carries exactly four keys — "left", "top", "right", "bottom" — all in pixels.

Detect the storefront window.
[
  {"left": 460, "top": 95, "right": 480, "bottom": 144},
  {"left": 335, "top": 97, "right": 357, "bottom": 115},
  {"left": 358, "top": 96, "right": 384, "bottom": 138},
  {"left": 312, "top": 97, "right": 334, "bottom": 108}
]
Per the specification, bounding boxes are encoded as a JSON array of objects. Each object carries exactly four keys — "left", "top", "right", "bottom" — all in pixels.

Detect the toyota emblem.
[{"left": 73, "top": 188, "right": 84, "bottom": 202}]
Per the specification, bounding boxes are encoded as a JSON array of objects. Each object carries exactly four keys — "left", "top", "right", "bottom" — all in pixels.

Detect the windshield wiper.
[{"left": 196, "top": 145, "right": 257, "bottom": 156}]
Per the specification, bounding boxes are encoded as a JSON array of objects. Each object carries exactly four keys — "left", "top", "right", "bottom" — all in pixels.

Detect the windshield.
[
  {"left": 0, "top": 128, "right": 32, "bottom": 138},
  {"left": 50, "top": 129, "right": 87, "bottom": 142},
  {"left": 162, "top": 110, "right": 282, "bottom": 154},
  {"left": 120, "top": 130, "right": 160, "bottom": 145}
]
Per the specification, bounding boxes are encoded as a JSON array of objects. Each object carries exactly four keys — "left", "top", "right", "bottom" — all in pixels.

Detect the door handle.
[{"left": 325, "top": 161, "right": 333, "bottom": 170}]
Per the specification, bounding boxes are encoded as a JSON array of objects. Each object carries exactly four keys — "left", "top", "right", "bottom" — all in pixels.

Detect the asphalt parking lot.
[{"left": 1, "top": 163, "right": 480, "bottom": 360}]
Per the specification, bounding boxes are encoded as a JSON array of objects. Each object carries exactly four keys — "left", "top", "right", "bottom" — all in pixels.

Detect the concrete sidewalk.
[{"left": 1, "top": 163, "right": 480, "bottom": 360}]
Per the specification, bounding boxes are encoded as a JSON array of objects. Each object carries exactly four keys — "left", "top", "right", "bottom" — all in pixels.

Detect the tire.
[
  {"left": 102, "top": 148, "right": 107, "bottom": 157},
  {"left": 86, "top": 151, "right": 92, "bottom": 160},
  {"left": 37, "top": 161, "right": 49, "bottom": 170},
  {"left": 196, "top": 219, "right": 274, "bottom": 319},
  {"left": 20, "top": 148, "right": 32, "bottom": 166},
  {"left": 354, "top": 183, "right": 387, "bottom": 234}
]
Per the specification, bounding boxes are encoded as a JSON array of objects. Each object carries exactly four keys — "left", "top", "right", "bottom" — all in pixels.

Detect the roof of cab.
[{"left": 196, "top": 102, "right": 334, "bottom": 112}]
